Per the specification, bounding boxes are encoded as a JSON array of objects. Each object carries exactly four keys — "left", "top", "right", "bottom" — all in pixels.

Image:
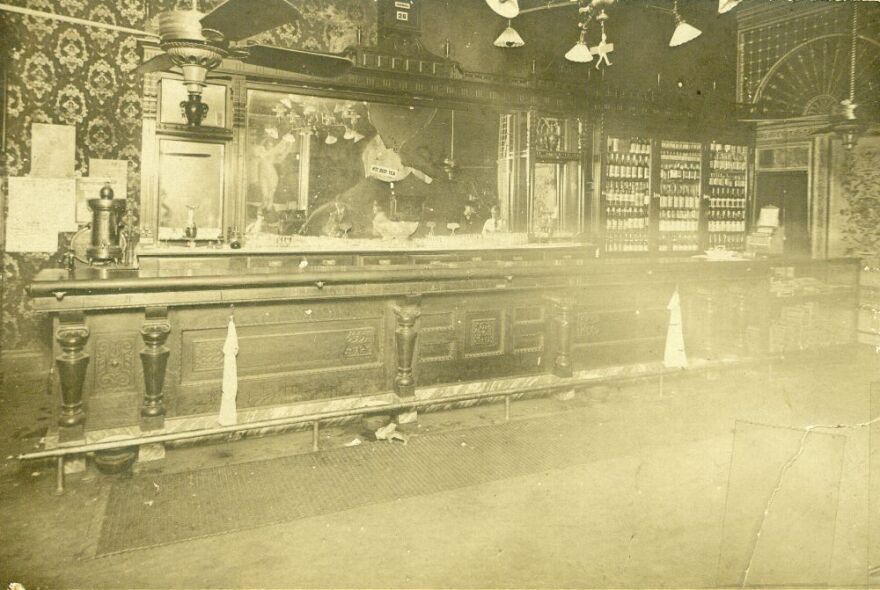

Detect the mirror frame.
[{"left": 137, "top": 40, "right": 590, "bottom": 247}]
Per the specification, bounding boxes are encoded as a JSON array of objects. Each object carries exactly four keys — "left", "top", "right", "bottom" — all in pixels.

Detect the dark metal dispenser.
[{"left": 87, "top": 184, "right": 126, "bottom": 264}]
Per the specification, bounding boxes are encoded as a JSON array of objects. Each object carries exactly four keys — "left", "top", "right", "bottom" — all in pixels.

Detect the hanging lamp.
[
  {"left": 669, "top": 0, "right": 701, "bottom": 47},
  {"left": 486, "top": 0, "right": 520, "bottom": 19},
  {"left": 717, "top": 0, "right": 742, "bottom": 14},
  {"left": 834, "top": 3, "right": 866, "bottom": 150},
  {"left": 494, "top": 19, "right": 525, "bottom": 48},
  {"left": 565, "top": 7, "right": 594, "bottom": 63}
]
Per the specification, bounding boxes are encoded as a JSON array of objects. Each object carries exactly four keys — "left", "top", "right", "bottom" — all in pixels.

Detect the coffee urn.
[{"left": 87, "top": 184, "right": 126, "bottom": 264}]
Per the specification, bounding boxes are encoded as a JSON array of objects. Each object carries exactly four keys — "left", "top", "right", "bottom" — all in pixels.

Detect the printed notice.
[
  {"left": 89, "top": 159, "right": 129, "bottom": 200},
  {"left": 30, "top": 123, "right": 76, "bottom": 178},
  {"left": 76, "top": 177, "right": 112, "bottom": 223},
  {"left": 6, "top": 177, "right": 77, "bottom": 253}
]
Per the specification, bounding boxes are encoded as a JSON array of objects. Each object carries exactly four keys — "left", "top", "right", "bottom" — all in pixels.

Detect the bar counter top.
[
  {"left": 30, "top": 254, "right": 790, "bottom": 294},
  {"left": 29, "top": 252, "right": 846, "bottom": 309}
]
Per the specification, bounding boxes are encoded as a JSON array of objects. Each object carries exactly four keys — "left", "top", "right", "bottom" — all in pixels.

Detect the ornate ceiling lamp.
[{"left": 564, "top": 3, "right": 594, "bottom": 63}]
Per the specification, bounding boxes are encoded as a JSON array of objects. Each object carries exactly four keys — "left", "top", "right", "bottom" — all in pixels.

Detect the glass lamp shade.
[
  {"left": 565, "top": 41, "right": 593, "bottom": 63},
  {"left": 494, "top": 24, "right": 525, "bottom": 48},
  {"left": 485, "top": 0, "right": 519, "bottom": 19},
  {"left": 669, "top": 19, "right": 702, "bottom": 47},
  {"left": 718, "top": 0, "right": 742, "bottom": 13}
]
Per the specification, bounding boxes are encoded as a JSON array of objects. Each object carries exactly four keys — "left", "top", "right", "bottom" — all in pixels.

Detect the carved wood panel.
[
  {"left": 463, "top": 310, "right": 505, "bottom": 359},
  {"left": 512, "top": 306, "right": 546, "bottom": 354},
  {"left": 180, "top": 317, "right": 383, "bottom": 384},
  {"left": 417, "top": 312, "right": 456, "bottom": 363},
  {"left": 91, "top": 333, "right": 139, "bottom": 394}
]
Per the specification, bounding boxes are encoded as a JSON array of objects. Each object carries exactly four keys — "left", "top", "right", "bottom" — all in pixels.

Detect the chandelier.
[
  {"left": 269, "top": 96, "right": 365, "bottom": 146},
  {"left": 486, "top": 0, "right": 740, "bottom": 65}
]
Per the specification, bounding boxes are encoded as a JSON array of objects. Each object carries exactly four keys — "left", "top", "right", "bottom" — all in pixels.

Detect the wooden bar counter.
[{"left": 28, "top": 242, "right": 860, "bottom": 449}]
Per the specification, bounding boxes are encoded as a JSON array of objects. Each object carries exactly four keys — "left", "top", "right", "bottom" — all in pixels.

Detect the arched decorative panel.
[{"left": 752, "top": 34, "right": 880, "bottom": 119}]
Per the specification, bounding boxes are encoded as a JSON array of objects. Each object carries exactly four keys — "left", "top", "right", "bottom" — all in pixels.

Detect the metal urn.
[{"left": 87, "top": 184, "right": 127, "bottom": 265}]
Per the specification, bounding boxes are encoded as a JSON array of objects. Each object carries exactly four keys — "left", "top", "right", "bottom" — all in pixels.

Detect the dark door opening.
[{"left": 755, "top": 170, "right": 810, "bottom": 257}]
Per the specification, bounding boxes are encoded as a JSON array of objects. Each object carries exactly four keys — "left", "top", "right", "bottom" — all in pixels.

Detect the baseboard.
[{"left": 1, "top": 348, "right": 51, "bottom": 384}]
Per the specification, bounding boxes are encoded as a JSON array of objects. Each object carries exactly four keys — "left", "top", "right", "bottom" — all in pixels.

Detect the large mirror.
[
  {"left": 244, "top": 89, "right": 502, "bottom": 242},
  {"left": 157, "top": 139, "right": 225, "bottom": 240}
]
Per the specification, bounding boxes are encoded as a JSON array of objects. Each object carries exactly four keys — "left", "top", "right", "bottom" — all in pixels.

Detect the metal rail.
[
  {"left": 20, "top": 356, "right": 766, "bottom": 493},
  {"left": 20, "top": 383, "right": 566, "bottom": 462}
]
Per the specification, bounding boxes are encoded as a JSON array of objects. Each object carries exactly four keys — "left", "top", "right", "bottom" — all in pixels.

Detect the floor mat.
[{"left": 97, "top": 410, "right": 595, "bottom": 557}]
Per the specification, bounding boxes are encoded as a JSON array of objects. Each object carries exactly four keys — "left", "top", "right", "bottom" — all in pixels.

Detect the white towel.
[
  {"left": 218, "top": 316, "right": 239, "bottom": 426},
  {"left": 664, "top": 289, "right": 688, "bottom": 369}
]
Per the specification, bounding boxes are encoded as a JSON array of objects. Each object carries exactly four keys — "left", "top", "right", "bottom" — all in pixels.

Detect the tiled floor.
[{"left": 0, "top": 346, "right": 877, "bottom": 589}]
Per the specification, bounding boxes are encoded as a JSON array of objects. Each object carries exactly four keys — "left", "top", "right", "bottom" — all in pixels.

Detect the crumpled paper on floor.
[{"left": 375, "top": 422, "right": 408, "bottom": 444}]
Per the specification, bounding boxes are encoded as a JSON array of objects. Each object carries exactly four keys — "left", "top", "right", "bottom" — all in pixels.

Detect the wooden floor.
[{"left": 0, "top": 345, "right": 876, "bottom": 588}]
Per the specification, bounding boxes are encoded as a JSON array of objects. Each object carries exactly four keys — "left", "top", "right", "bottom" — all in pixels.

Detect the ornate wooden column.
[
  {"left": 55, "top": 313, "right": 90, "bottom": 441},
  {"left": 140, "top": 307, "right": 171, "bottom": 431},
  {"left": 392, "top": 297, "right": 421, "bottom": 398}
]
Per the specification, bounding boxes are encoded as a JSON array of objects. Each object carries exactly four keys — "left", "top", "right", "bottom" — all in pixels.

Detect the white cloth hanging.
[
  {"left": 218, "top": 315, "right": 239, "bottom": 426},
  {"left": 664, "top": 289, "right": 688, "bottom": 369}
]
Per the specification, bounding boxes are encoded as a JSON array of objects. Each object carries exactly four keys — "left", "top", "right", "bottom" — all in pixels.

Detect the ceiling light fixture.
[
  {"left": 589, "top": 8, "right": 614, "bottom": 68},
  {"left": 494, "top": 20, "right": 525, "bottom": 48},
  {"left": 834, "top": 2, "right": 866, "bottom": 150},
  {"left": 717, "top": 0, "right": 742, "bottom": 14},
  {"left": 565, "top": 4, "right": 594, "bottom": 63},
  {"left": 485, "top": 0, "right": 520, "bottom": 19},
  {"left": 669, "top": 0, "right": 701, "bottom": 47},
  {"left": 565, "top": 29, "right": 594, "bottom": 62}
]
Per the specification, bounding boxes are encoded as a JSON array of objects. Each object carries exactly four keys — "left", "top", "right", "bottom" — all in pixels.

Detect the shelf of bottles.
[
  {"left": 707, "top": 142, "right": 748, "bottom": 250},
  {"left": 657, "top": 140, "right": 701, "bottom": 253},
  {"left": 603, "top": 136, "right": 651, "bottom": 253}
]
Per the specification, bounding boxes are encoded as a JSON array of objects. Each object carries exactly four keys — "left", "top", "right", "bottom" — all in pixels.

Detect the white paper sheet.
[
  {"left": 30, "top": 123, "right": 75, "bottom": 178},
  {"left": 6, "top": 177, "right": 77, "bottom": 253},
  {"left": 89, "top": 159, "right": 129, "bottom": 200},
  {"left": 75, "top": 177, "right": 112, "bottom": 224}
]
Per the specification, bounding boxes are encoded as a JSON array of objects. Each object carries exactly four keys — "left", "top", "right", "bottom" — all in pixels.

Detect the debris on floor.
[
  {"left": 375, "top": 423, "right": 408, "bottom": 444},
  {"left": 345, "top": 437, "right": 363, "bottom": 447}
]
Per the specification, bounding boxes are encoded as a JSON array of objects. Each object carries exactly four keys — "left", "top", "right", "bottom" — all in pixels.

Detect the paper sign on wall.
[
  {"left": 76, "top": 177, "right": 112, "bottom": 223},
  {"left": 5, "top": 177, "right": 77, "bottom": 253},
  {"left": 30, "top": 123, "right": 75, "bottom": 178},
  {"left": 89, "top": 159, "right": 129, "bottom": 200}
]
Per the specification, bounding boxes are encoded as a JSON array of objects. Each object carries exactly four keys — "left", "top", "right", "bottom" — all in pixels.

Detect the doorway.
[{"left": 755, "top": 170, "right": 810, "bottom": 257}]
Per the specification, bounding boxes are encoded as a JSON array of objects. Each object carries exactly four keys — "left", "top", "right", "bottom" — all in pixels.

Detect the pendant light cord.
[{"left": 849, "top": 2, "right": 857, "bottom": 103}]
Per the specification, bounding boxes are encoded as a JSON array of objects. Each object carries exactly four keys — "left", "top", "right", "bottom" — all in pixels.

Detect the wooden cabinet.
[{"left": 597, "top": 130, "right": 753, "bottom": 256}]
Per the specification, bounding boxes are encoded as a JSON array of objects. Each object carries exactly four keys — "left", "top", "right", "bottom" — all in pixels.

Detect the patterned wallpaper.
[
  {"left": 838, "top": 138, "right": 880, "bottom": 259},
  {"left": 1, "top": 0, "right": 376, "bottom": 355}
]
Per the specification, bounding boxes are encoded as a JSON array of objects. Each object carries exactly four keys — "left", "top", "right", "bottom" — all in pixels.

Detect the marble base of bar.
[
  {"left": 553, "top": 388, "right": 576, "bottom": 401},
  {"left": 394, "top": 410, "right": 418, "bottom": 425},
  {"left": 62, "top": 456, "right": 86, "bottom": 474},
  {"left": 138, "top": 443, "right": 166, "bottom": 462}
]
